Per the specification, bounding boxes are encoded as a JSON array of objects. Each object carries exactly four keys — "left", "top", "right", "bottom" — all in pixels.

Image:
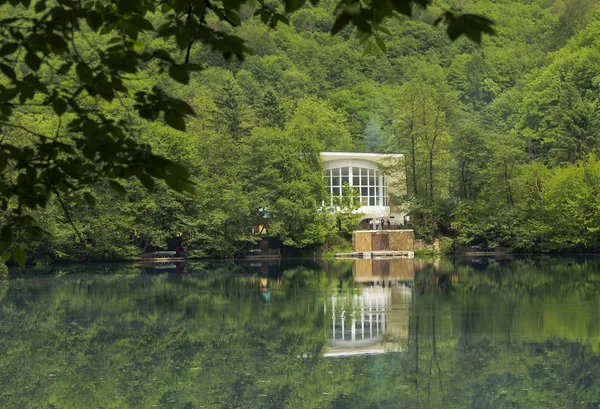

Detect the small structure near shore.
[{"left": 335, "top": 229, "right": 415, "bottom": 259}]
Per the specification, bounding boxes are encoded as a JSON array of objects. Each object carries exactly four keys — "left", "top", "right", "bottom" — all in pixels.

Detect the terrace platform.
[
  {"left": 334, "top": 229, "right": 415, "bottom": 259},
  {"left": 334, "top": 251, "right": 414, "bottom": 259}
]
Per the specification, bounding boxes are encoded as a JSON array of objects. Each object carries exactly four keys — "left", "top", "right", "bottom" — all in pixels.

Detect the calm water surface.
[{"left": 2, "top": 256, "right": 600, "bottom": 408}]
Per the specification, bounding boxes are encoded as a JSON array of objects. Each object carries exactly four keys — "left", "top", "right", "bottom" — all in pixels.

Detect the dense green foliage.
[
  {"left": 0, "top": 0, "right": 493, "bottom": 263},
  {"left": 2, "top": 0, "right": 600, "bottom": 262},
  {"left": 384, "top": 0, "right": 600, "bottom": 252}
]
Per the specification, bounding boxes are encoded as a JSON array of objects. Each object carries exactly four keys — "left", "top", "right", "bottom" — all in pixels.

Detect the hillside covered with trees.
[{"left": 3, "top": 0, "right": 600, "bottom": 262}]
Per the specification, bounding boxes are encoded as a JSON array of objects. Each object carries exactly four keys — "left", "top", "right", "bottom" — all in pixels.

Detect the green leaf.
[
  {"left": 184, "top": 63, "right": 203, "bottom": 71},
  {"left": 34, "top": 0, "right": 46, "bottom": 12},
  {"left": 0, "top": 251, "right": 10, "bottom": 263},
  {"left": 0, "top": 63, "right": 15, "bottom": 80},
  {"left": 157, "top": 24, "right": 178, "bottom": 38},
  {"left": 164, "top": 110, "right": 186, "bottom": 131},
  {"left": 357, "top": 31, "right": 370, "bottom": 45},
  {"left": 275, "top": 14, "right": 290, "bottom": 26},
  {"left": 331, "top": 14, "right": 351, "bottom": 35},
  {"left": 168, "top": 64, "right": 189, "bottom": 84},
  {"left": 170, "top": 99, "right": 195, "bottom": 116},
  {"left": 445, "top": 14, "right": 495, "bottom": 43},
  {"left": 133, "top": 39, "right": 145, "bottom": 51},
  {"left": 224, "top": 10, "right": 241, "bottom": 26},
  {"left": 108, "top": 180, "right": 126, "bottom": 195},
  {"left": 0, "top": 225, "right": 11, "bottom": 252},
  {"left": 260, "top": 10, "right": 270, "bottom": 25},
  {"left": 446, "top": 21, "right": 462, "bottom": 41},
  {"left": 57, "top": 62, "right": 71, "bottom": 75},
  {"left": 0, "top": 151, "right": 6, "bottom": 172},
  {"left": 12, "top": 247, "right": 25, "bottom": 267},
  {"left": 175, "top": 27, "right": 191, "bottom": 50},
  {"left": 375, "top": 36, "right": 387, "bottom": 53},
  {"left": 391, "top": 0, "right": 413, "bottom": 16},
  {"left": 131, "top": 16, "right": 154, "bottom": 31},
  {"left": 378, "top": 26, "right": 391, "bottom": 35},
  {"left": 137, "top": 173, "right": 155, "bottom": 191},
  {"left": 86, "top": 10, "right": 102, "bottom": 31},
  {"left": 0, "top": 43, "right": 18, "bottom": 56},
  {"left": 363, "top": 41, "right": 373, "bottom": 56},
  {"left": 0, "top": 87, "right": 18, "bottom": 101},
  {"left": 83, "top": 192, "right": 96, "bottom": 206},
  {"left": 153, "top": 49, "right": 174, "bottom": 63},
  {"left": 25, "top": 52, "right": 41, "bottom": 71},
  {"left": 165, "top": 174, "right": 194, "bottom": 193},
  {"left": 76, "top": 63, "right": 94, "bottom": 84},
  {"left": 284, "top": 0, "right": 306, "bottom": 13},
  {"left": 52, "top": 98, "right": 67, "bottom": 116}
]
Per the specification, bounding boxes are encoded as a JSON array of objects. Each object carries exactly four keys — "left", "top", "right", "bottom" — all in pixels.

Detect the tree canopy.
[
  {"left": 0, "top": 0, "right": 495, "bottom": 264},
  {"left": 8, "top": 0, "right": 600, "bottom": 262}
]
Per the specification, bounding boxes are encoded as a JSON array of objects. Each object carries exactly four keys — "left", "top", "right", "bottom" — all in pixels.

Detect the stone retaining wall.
[{"left": 352, "top": 230, "right": 414, "bottom": 252}]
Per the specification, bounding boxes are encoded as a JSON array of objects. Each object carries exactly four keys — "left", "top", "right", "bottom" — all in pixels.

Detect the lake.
[{"left": 1, "top": 256, "right": 600, "bottom": 408}]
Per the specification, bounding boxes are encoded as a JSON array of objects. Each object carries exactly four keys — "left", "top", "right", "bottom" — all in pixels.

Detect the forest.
[{"left": 2, "top": 0, "right": 600, "bottom": 263}]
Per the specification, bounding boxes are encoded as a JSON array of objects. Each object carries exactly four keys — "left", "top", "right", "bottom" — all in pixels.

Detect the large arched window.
[{"left": 325, "top": 166, "right": 388, "bottom": 207}]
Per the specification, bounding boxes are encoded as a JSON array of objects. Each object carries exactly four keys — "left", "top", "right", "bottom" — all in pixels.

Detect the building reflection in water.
[
  {"left": 324, "top": 258, "right": 414, "bottom": 357},
  {"left": 140, "top": 261, "right": 187, "bottom": 274}
]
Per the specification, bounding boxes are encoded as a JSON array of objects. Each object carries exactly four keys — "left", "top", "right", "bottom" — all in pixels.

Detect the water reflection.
[
  {"left": 325, "top": 258, "right": 414, "bottom": 357},
  {"left": 327, "top": 286, "right": 411, "bottom": 357},
  {"left": 353, "top": 258, "right": 415, "bottom": 287},
  {"left": 140, "top": 260, "right": 188, "bottom": 274},
  {"left": 2, "top": 256, "right": 600, "bottom": 408}
]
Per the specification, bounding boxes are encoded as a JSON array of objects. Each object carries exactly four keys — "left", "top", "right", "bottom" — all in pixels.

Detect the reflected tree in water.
[{"left": 2, "top": 258, "right": 600, "bottom": 407}]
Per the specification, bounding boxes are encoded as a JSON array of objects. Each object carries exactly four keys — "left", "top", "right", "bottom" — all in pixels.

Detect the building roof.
[{"left": 321, "top": 152, "right": 404, "bottom": 163}]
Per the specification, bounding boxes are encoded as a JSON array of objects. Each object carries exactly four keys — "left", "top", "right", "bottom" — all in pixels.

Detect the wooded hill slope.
[{"left": 8, "top": 0, "right": 600, "bottom": 261}]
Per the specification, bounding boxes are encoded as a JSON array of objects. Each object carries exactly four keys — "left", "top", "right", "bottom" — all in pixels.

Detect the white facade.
[{"left": 321, "top": 152, "right": 405, "bottom": 223}]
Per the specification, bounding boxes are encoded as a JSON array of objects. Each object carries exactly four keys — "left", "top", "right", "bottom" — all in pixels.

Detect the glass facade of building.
[{"left": 325, "top": 166, "right": 387, "bottom": 206}]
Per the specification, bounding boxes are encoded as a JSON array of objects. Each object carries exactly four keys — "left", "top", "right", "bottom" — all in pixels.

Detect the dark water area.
[{"left": 2, "top": 256, "right": 600, "bottom": 408}]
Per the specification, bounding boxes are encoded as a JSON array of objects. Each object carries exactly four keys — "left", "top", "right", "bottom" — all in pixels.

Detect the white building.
[{"left": 321, "top": 152, "right": 407, "bottom": 225}]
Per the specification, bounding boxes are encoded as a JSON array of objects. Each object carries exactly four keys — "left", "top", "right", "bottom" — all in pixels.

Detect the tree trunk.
[
  {"left": 504, "top": 161, "right": 514, "bottom": 206},
  {"left": 410, "top": 99, "right": 418, "bottom": 197},
  {"left": 427, "top": 109, "right": 441, "bottom": 206}
]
